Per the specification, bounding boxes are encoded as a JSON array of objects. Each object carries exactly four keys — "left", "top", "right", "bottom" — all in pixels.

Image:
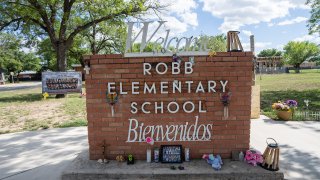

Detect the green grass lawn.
[
  {"left": 0, "top": 86, "right": 87, "bottom": 134},
  {"left": 256, "top": 69, "right": 320, "bottom": 120}
]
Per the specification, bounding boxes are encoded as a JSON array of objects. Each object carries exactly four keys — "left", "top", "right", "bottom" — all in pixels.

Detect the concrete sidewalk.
[
  {"left": 250, "top": 115, "right": 320, "bottom": 180},
  {"left": 0, "top": 116, "right": 319, "bottom": 180},
  {"left": 0, "top": 127, "right": 88, "bottom": 180},
  {"left": 0, "top": 81, "right": 41, "bottom": 91}
]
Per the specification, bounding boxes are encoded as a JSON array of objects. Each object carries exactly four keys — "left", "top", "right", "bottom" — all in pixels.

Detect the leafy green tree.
[
  {"left": 0, "top": 33, "right": 21, "bottom": 73},
  {"left": 0, "top": 0, "right": 160, "bottom": 72},
  {"left": 131, "top": 42, "right": 163, "bottom": 52},
  {"left": 258, "top": 48, "right": 282, "bottom": 57},
  {"left": 19, "top": 53, "right": 41, "bottom": 72},
  {"left": 37, "top": 36, "right": 89, "bottom": 70},
  {"left": 306, "top": 0, "right": 320, "bottom": 35},
  {"left": 81, "top": 18, "right": 127, "bottom": 55},
  {"left": 206, "top": 34, "right": 227, "bottom": 52},
  {"left": 0, "top": 33, "right": 40, "bottom": 74},
  {"left": 189, "top": 35, "right": 227, "bottom": 52},
  {"left": 284, "top": 41, "right": 320, "bottom": 73}
]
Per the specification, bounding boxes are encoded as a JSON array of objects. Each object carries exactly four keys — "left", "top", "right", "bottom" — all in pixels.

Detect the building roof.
[
  {"left": 19, "top": 71, "right": 37, "bottom": 75},
  {"left": 71, "top": 64, "right": 82, "bottom": 68}
]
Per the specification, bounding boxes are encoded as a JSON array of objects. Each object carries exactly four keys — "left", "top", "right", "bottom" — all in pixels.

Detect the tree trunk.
[
  {"left": 56, "top": 42, "right": 67, "bottom": 71},
  {"left": 91, "top": 24, "right": 97, "bottom": 55},
  {"left": 294, "top": 64, "right": 300, "bottom": 73},
  {"left": 55, "top": 41, "right": 68, "bottom": 98}
]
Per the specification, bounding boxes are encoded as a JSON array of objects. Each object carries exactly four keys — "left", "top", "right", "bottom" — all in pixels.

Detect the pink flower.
[{"left": 146, "top": 137, "right": 154, "bottom": 145}]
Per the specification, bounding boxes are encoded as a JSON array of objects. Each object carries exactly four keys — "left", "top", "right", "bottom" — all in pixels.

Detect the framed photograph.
[{"left": 160, "top": 145, "right": 183, "bottom": 163}]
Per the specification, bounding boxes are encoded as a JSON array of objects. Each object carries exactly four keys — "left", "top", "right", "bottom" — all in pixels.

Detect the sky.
[{"left": 136, "top": 0, "right": 319, "bottom": 53}]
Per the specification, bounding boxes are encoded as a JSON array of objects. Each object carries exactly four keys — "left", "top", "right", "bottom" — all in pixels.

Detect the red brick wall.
[{"left": 85, "top": 52, "right": 253, "bottom": 160}]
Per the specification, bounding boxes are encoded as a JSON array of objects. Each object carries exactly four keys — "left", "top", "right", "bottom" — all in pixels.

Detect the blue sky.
[{"left": 140, "top": 0, "right": 319, "bottom": 53}]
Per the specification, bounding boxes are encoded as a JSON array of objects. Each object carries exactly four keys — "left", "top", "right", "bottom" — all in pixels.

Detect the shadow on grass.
[
  {"left": 56, "top": 119, "right": 87, "bottom": 128},
  {"left": 0, "top": 93, "right": 43, "bottom": 103},
  {"left": 261, "top": 90, "right": 320, "bottom": 114}
]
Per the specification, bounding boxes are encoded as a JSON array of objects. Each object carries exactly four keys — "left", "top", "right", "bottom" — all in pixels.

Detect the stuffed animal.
[{"left": 202, "top": 154, "right": 223, "bottom": 170}]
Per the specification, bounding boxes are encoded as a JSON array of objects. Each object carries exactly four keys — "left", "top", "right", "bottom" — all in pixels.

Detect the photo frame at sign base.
[{"left": 160, "top": 145, "right": 183, "bottom": 163}]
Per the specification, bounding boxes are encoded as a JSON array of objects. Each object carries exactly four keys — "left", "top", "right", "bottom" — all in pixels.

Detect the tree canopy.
[
  {"left": 258, "top": 48, "right": 282, "bottom": 57},
  {"left": 306, "top": 0, "right": 320, "bottom": 35},
  {"left": 0, "top": 32, "right": 40, "bottom": 74},
  {"left": 284, "top": 41, "right": 320, "bottom": 72},
  {"left": 0, "top": 0, "right": 160, "bottom": 71}
]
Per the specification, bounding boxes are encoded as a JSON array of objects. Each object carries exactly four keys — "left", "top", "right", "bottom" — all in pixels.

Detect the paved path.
[
  {"left": 0, "top": 127, "right": 88, "bottom": 180},
  {"left": 0, "top": 82, "right": 41, "bottom": 91},
  {"left": 251, "top": 115, "right": 320, "bottom": 180},
  {"left": 0, "top": 116, "right": 319, "bottom": 180}
]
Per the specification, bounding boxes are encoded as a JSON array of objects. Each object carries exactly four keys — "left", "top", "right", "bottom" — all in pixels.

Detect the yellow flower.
[
  {"left": 208, "top": 50, "right": 216, "bottom": 57},
  {"left": 43, "top": 92, "right": 49, "bottom": 100}
]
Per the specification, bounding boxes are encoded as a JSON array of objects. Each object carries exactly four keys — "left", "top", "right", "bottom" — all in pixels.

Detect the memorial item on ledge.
[
  {"left": 160, "top": 145, "right": 182, "bottom": 163},
  {"left": 272, "top": 100, "right": 297, "bottom": 120},
  {"left": 220, "top": 92, "right": 232, "bottom": 119},
  {"left": 239, "top": 151, "right": 244, "bottom": 161},
  {"left": 244, "top": 149, "right": 263, "bottom": 166},
  {"left": 202, "top": 154, "right": 223, "bottom": 170},
  {"left": 97, "top": 159, "right": 109, "bottom": 164},
  {"left": 147, "top": 149, "right": 151, "bottom": 163},
  {"left": 184, "top": 148, "right": 190, "bottom": 162},
  {"left": 106, "top": 91, "right": 119, "bottom": 117},
  {"left": 116, "top": 155, "right": 125, "bottom": 162},
  {"left": 170, "top": 165, "right": 185, "bottom": 170},
  {"left": 146, "top": 137, "right": 154, "bottom": 163},
  {"left": 231, "top": 150, "right": 240, "bottom": 161},
  {"left": 261, "top": 138, "right": 280, "bottom": 171},
  {"left": 100, "top": 140, "right": 109, "bottom": 164},
  {"left": 154, "top": 147, "right": 160, "bottom": 163},
  {"left": 127, "top": 154, "right": 135, "bottom": 165}
]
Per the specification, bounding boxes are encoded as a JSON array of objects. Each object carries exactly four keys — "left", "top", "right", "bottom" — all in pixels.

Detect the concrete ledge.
[{"left": 62, "top": 151, "right": 284, "bottom": 180}]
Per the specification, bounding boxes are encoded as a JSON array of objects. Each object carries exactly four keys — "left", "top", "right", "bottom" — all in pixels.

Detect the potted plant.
[{"left": 271, "top": 100, "right": 297, "bottom": 120}]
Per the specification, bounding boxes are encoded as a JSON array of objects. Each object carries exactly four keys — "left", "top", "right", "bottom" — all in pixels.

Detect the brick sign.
[{"left": 85, "top": 52, "right": 253, "bottom": 160}]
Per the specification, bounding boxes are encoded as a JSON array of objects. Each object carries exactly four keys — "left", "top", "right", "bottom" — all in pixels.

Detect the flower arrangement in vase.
[{"left": 272, "top": 100, "right": 298, "bottom": 120}]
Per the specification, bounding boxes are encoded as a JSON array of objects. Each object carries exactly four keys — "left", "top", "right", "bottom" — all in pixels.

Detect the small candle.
[
  {"left": 185, "top": 148, "right": 190, "bottom": 162},
  {"left": 147, "top": 149, "right": 151, "bottom": 163}
]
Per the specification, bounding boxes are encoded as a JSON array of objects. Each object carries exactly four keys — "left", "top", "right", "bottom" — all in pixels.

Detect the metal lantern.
[{"left": 262, "top": 138, "right": 280, "bottom": 171}]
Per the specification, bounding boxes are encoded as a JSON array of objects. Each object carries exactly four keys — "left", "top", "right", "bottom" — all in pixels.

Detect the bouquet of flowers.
[
  {"left": 272, "top": 100, "right": 298, "bottom": 120},
  {"left": 272, "top": 100, "right": 297, "bottom": 112},
  {"left": 244, "top": 149, "right": 263, "bottom": 166},
  {"left": 285, "top": 100, "right": 298, "bottom": 108},
  {"left": 220, "top": 92, "right": 232, "bottom": 118},
  {"left": 272, "top": 101, "right": 290, "bottom": 111}
]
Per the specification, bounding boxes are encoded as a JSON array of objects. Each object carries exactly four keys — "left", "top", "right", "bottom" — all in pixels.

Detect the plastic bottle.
[{"left": 239, "top": 151, "right": 244, "bottom": 161}]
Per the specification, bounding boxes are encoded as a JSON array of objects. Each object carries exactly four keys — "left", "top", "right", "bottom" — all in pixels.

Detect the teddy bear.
[{"left": 202, "top": 154, "right": 223, "bottom": 170}]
